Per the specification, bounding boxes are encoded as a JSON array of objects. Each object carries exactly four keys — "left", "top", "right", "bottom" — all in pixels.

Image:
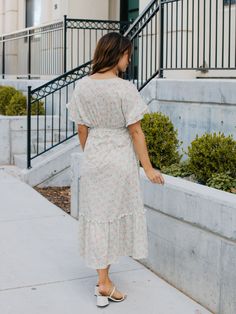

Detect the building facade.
[
  {"left": 0, "top": 0, "right": 144, "bottom": 35},
  {"left": 0, "top": 0, "right": 235, "bottom": 79}
]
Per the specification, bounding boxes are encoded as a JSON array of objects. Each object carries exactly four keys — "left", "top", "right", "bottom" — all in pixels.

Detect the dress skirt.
[{"left": 77, "top": 126, "right": 149, "bottom": 269}]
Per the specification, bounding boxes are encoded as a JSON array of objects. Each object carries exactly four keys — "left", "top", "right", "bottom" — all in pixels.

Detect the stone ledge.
[{"left": 140, "top": 167, "right": 236, "bottom": 241}]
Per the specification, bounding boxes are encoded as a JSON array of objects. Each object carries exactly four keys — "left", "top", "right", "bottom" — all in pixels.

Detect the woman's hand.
[{"left": 145, "top": 167, "right": 165, "bottom": 185}]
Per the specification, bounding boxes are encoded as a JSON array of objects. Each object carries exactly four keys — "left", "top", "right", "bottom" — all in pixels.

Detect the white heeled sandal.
[
  {"left": 96, "top": 285, "right": 127, "bottom": 307},
  {"left": 96, "top": 294, "right": 109, "bottom": 307},
  {"left": 94, "top": 284, "right": 99, "bottom": 296},
  {"left": 107, "top": 285, "right": 127, "bottom": 302}
]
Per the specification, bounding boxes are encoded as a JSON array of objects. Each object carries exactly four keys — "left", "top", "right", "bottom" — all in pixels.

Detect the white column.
[
  {"left": 18, "top": 0, "right": 26, "bottom": 29},
  {"left": 4, "top": 0, "right": 18, "bottom": 76},
  {"left": 0, "top": 0, "right": 4, "bottom": 34},
  {"left": 5, "top": 0, "right": 18, "bottom": 33},
  {"left": 109, "top": 0, "right": 120, "bottom": 20}
]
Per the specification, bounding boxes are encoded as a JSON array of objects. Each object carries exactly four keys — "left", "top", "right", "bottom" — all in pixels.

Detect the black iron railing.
[
  {"left": 64, "top": 17, "right": 130, "bottom": 73},
  {"left": 26, "top": 0, "right": 160, "bottom": 169},
  {"left": 0, "top": 18, "right": 130, "bottom": 79},
  {"left": 0, "top": 22, "right": 63, "bottom": 79},
  {"left": 27, "top": 62, "right": 91, "bottom": 168},
  {"left": 161, "top": 0, "right": 236, "bottom": 73},
  {"left": 26, "top": 0, "right": 236, "bottom": 168},
  {"left": 124, "top": 0, "right": 160, "bottom": 87}
]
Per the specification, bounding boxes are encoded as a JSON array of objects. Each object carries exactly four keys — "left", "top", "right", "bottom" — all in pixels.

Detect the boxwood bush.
[
  {"left": 0, "top": 86, "right": 18, "bottom": 114},
  {"left": 187, "top": 132, "right": 236, "bottom": 184},
  {"left": 141, "top": 112, "right": 182, "bottom": 169},
  {"left": 0, "top": 86, "right": 44, "bottom": 116},
  {"left": 6, "top": 91, "right": 45, "bottom": 115}
]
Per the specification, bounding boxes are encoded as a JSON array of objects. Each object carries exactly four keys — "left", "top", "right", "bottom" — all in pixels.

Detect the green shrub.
[
  {"left": 0, "top": 86, "right": 18, "bottom": 114},
  {"left": 187, "top": 132, "right": 236, "bottom": 184},
  {"left": 141, "top": 112, "right": 182, "bottom": 169},
  {"left": 30, "top": 97, "right": 45, "bottom": 115},
  {"left": 206, "top": 172, "right": 236, "bottom": 193},
  {"left": 161, "top": 160, "right": 192, "bottom": 177},
  {"left": 5, "top": 91, "right": 45, "bottom": 116}
]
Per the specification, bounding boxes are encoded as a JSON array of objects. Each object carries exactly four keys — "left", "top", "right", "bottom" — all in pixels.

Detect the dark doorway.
[
  {"left": 120, "top": 0, "right": 139, "bottom": 80},
  {"left": 120, "top": 0, "right": 139, "bottom": 22}
]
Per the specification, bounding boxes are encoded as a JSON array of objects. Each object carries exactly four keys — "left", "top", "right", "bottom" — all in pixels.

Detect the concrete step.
[
  {"left": 14, "top": 136, "right": 79, "bottom": 169},
  {"left": 30, "top": 131, "right": 75, "bottom": 154},
  {"left": 14, "top": 153, "right": 41, "bottom": 169},
  {"left": 13, "top": 137, "right": 81, "bottom": 186},
  {"left": 0, "top": 165, "right": 23, "bottom": 180},
  {"left": 31, "top": 130, "right": 72, "bottom": 145}
]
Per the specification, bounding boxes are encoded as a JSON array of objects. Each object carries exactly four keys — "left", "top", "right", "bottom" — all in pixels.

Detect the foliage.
[
  {"left": 206, "top": 172, "right": 236, "bottom": 193},
  {"left": 187, "top": 132, "right": 236, "bottom": 184},
  {"left": 141, "top": 112, "right": 182, "bottom": 169},
  {"left": 0, "top": 86, "right": 18, "bottom": 114},
  {"left": 161, "top": 159, "right": 192, "bottom": 177},
  {"left": 5, "top": 91, "right": 44, "bottom": 115}
]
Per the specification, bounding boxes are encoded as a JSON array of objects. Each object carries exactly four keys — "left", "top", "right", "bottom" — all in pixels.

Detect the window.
[
  {"left": 224, "top": 0, "right": 236, "bottom": 4},
  {"left": 26, "top": 0, "right": 42, "bottom": 28}
]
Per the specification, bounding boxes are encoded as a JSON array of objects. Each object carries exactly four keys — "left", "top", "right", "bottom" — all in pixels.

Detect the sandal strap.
[{"left": 109, "top": 286, "right": 116, "bottom": 298}]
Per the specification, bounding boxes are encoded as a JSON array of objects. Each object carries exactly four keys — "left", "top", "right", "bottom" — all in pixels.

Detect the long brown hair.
[{"left": 90, "top": 32, "right": 132, "bottom": 77}]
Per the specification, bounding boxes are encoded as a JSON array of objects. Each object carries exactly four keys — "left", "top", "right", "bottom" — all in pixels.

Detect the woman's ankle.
[{"left": 98, "top": 279, "right": 112, "bottom": 287}]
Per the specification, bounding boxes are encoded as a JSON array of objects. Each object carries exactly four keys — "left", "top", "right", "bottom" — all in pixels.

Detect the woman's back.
[{"left": 67, "top": 76, "right": 149, "bottom": 129}]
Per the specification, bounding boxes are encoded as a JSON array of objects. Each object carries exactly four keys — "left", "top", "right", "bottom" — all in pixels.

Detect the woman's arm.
[
  {"left": 128, "top": 121, "right": 164, "bottom": 185},
  {"left": 77, "top": 124, "right": 89, "bottom": 151}
]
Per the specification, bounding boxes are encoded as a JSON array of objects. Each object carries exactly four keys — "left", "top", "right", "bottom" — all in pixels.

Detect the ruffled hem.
[
  {"left": 79, "top": 252, "right": 148, "bottom": 270},
  {"left": 77, "top": 211, "right": 149, "bottom": 269}
]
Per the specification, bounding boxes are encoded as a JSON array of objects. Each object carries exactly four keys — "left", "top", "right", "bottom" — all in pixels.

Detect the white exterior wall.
[
  {"left": 0, "top": 0, "right": 118, "bottom": 78},
  {"left": 0, "top": 0, "right": 116, "bottom": 35},
  {"left": 1, "top": 0, "right": 235, "bottom": 79}
]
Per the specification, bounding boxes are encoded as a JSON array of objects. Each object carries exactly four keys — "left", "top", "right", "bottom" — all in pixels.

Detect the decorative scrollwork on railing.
[
  {"left": 27, "top": 0, "right": 159, "bottom": 168},
  {"left": 31, "top": 62, "right": 92, "bottom": 102},
  {"left": 66, "top": 19, "right": 130, "bottom": 33}
]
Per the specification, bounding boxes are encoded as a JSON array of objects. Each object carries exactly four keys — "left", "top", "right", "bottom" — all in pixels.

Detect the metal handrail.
[
  {"left": 0, "top": 17, "right": 130, "bottom": 79},
  {"left": 26, "top": 1, "right": 160, "bottom": 168},
  {"left": 0, "top": 21, "right": 63, "bottom": 39},
  {"left": 27, "top": 0, "right": 236, "bottom": 168}
]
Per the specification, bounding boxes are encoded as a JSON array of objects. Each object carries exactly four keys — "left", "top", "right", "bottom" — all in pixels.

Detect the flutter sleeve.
[
  {"left": 66, "top": 88, "right": 87, "bottom": 125},
  {"left": 122, "top": 81, "right": 150, "bottom": 127}
]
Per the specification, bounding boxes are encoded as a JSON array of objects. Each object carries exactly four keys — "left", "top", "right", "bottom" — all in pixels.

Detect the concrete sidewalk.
[{"left": 0, "top": 170, "right": 213, "bottom": 314}]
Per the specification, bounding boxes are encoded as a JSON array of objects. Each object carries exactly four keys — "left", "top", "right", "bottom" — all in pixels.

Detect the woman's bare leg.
[
  {"left": 96, "top": 265, "right": 124, "bottom": 299},
  {"left": 96, "top": 264, "right": 111, "bottom": 285}
]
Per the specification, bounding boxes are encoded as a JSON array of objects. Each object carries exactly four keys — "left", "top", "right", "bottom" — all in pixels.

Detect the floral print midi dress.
[{"left": 66, "top": 76, "right": 150, "bottom": 269}]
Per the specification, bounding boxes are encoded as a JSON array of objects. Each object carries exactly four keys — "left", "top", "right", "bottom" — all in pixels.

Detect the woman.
[{"left": 67, "top": 32, "right": 164, "bottom": 307}]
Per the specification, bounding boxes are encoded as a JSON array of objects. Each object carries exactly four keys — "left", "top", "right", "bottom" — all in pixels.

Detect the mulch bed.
[{"left": 34, "top": 186, "right": 71, "bottom": 214}]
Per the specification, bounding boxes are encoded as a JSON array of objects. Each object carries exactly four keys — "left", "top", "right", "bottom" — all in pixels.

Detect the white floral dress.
[{"left": 66, "top": 76, "right": 150, "bottom": 269}]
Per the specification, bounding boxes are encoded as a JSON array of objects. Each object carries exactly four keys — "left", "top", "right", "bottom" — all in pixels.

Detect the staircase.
[
  {"left": 13, "top": 0, "right": 160, "bottom": 186},
  {"left": 1, "top": 1, "right": 158, "bottom": 186},
  {"left": 27, "top": 0, "right": 159, "bottom": 169},
  {"left": 2, "top": 0, "right": 235, "bottom": 182}
]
